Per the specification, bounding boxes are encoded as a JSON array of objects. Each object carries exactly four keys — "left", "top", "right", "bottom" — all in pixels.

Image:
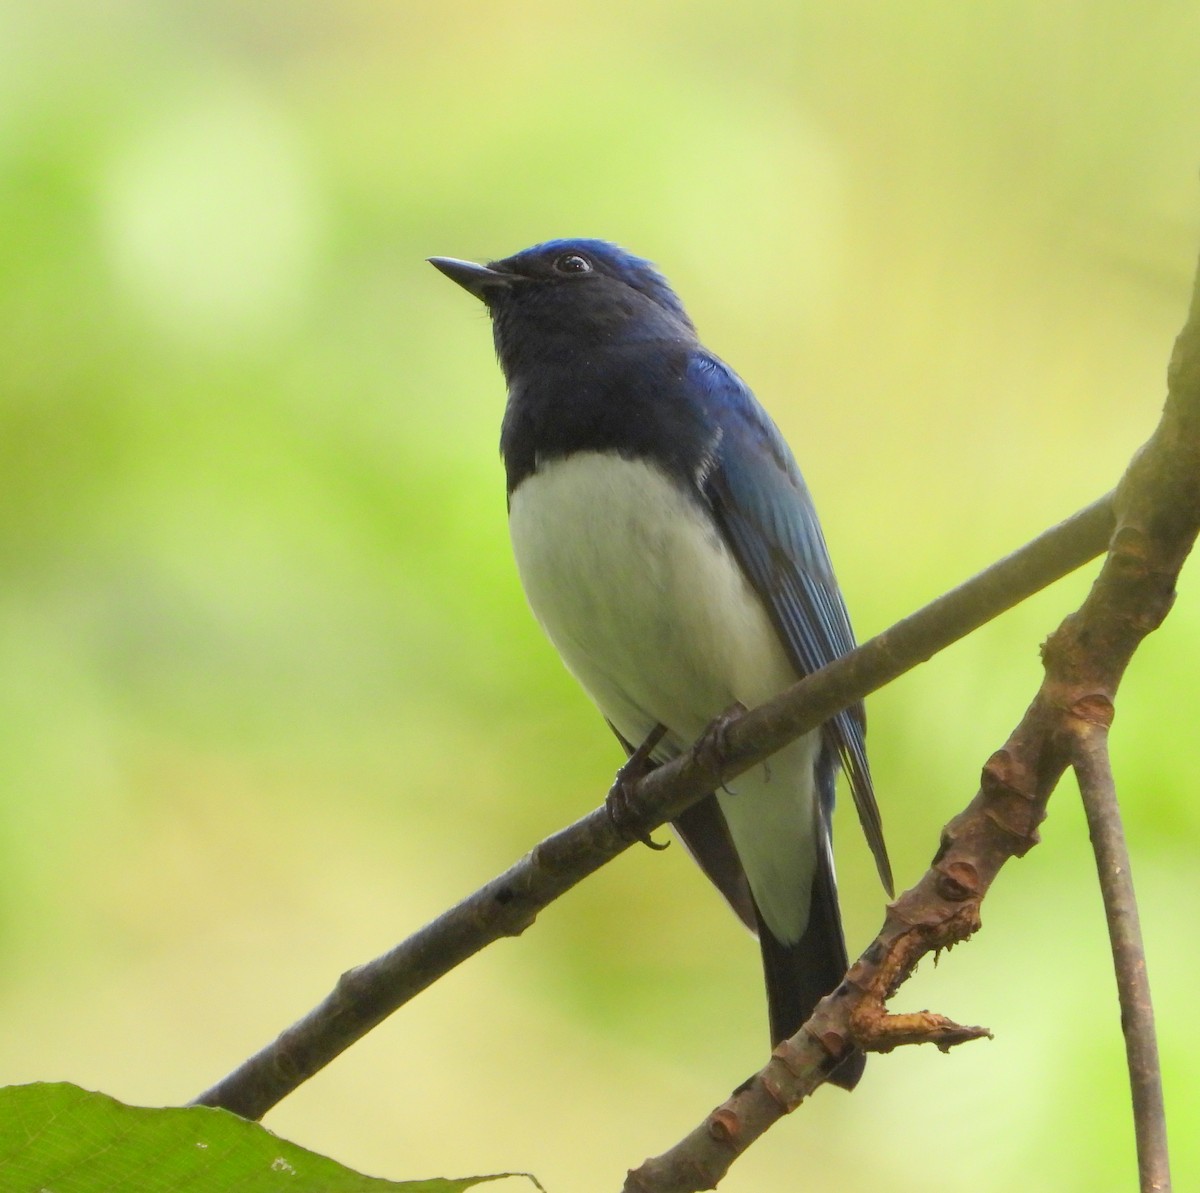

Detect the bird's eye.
[{"left": 553, "top": 253, "right": 592, "bottom": 274}]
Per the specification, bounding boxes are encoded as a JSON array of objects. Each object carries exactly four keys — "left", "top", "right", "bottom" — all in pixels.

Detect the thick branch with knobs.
[{"left": 622, "top": 236, "right": 1200, "bottom": 1192}]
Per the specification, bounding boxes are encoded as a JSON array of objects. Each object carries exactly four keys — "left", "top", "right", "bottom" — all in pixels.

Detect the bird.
[{"left": 430, "top": 239, "right": 891, "bottom": 1089}]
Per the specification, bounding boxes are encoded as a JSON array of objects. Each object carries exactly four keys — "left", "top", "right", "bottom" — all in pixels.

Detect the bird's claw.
[
  {"left": 697, "top": 702, "right": 748, "bottom": 793},
  {"left": 606, "top": 724, "right": 669, "bottom": 849}
]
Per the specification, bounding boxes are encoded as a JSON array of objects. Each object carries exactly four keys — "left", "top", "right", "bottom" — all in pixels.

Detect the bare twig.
[
  {"left": 1074, "top": 726, "right": 1171, "bottom": 1193},
  {"left": 191, "top": 495, "right": 1113, "bottom": 1120},
  {"left": 624, "top": 238, "right": 1200, "bottom": 1190},
  {"left": 192, "top": 226, "right": 1200, "bottom": 1187}
]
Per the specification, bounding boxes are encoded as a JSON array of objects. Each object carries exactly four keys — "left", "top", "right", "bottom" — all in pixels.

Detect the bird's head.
[{"left": 429, "top": 239, "right": 696, "bottom": 378}]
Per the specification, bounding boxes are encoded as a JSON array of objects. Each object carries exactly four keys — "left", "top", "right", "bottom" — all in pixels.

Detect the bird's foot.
[
  {"left": 606, "top": 724, "right": 669, "bottom": 850},
  {"left": 697, "top": 702, "right": 748, "bottom": 793}
]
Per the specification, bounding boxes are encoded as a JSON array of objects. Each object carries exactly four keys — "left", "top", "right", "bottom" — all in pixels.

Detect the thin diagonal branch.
[
  {"left": 190, "top": 493, "right": 1113, "bottom": 1120},
  {"left": 1074, "top": 726, "right": 1171, "bottom": 1193},
  {"left": 623, "top": 237, "right": 1200, "bottom": 1191}
]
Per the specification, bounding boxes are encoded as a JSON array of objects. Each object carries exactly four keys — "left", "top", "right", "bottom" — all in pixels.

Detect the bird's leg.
[
  {"left": 696, "top": 701, "right": 748, "bottom": 795},
  {"left": 606, "top": 723, "right": 669, "bottom": 850}
]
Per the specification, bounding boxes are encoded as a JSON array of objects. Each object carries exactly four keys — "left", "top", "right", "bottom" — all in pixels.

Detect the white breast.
[{"left": 508, "top": 452, "right": 820, "bottom": 942}]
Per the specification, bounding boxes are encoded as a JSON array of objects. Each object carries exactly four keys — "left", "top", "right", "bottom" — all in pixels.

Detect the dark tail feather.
[{"left": 756, "top": 855, "right": 864, "bottom": 1091}]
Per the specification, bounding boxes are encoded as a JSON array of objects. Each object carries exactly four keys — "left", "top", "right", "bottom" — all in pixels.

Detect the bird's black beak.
[{"left": 428, "top": 257, "right": 515, "bottom": 300}]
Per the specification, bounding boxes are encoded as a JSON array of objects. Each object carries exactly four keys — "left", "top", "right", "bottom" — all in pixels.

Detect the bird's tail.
[{"left": 755, "top": 851, "right": 864, "bottom": 1091}]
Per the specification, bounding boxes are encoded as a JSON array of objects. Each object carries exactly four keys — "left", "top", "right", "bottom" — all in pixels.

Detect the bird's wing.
[{"left": 687, "top": 353, "right": 893, "bottom": 895}]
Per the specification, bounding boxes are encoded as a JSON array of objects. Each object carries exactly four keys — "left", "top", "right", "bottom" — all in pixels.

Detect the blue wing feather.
[{"left": 687, "top": 354, "right": 893, "bottom": 895}]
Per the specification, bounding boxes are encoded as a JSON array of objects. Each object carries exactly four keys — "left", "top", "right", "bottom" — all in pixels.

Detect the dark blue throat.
[{"left": 499, "top": 338, "right": 717, "bottom": 501}]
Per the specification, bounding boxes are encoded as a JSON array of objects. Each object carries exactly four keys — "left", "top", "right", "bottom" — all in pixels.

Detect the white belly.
[{"left": 508, "top": 452, "right": 820, "bottom": 941}]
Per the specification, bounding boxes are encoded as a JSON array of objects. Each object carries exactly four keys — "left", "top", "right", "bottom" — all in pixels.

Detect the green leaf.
[{"left": 0, "top": 1083, "right": 537, "bottom": 1193}]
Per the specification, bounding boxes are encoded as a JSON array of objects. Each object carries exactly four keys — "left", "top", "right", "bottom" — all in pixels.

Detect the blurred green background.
[{"left": 1, "top": 3, "right": 1197, "bottom": 1190}]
